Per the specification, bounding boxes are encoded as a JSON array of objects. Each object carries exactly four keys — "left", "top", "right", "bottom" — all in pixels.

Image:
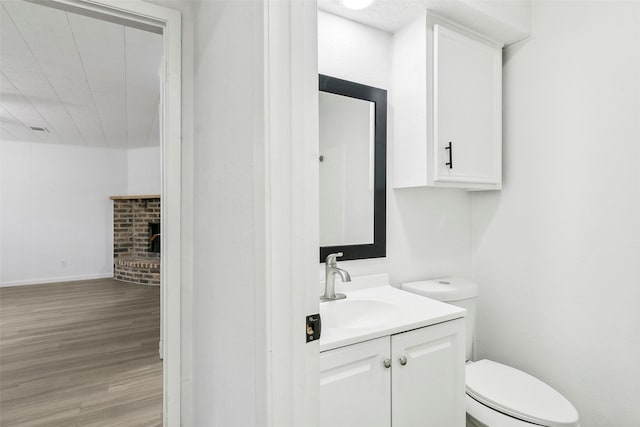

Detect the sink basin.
[
  {"left": 320, "top": 298, "right": 402, "bottom": 330},
  {"left": 317, "top": 277, "right": 467, "bottom": 352}
]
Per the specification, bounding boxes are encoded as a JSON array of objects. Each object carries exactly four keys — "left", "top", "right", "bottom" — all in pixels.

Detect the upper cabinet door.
[
  {"left": 391, "top": 319, "right": 466, "bottom": 427},
  {"left": 392, "top": 13, "right": 502, "bottom": 190},
  {"left": 320, "top": 336, "right": 391, "bottom": 427},
  {"left": 434, "top": 24, "right": 502, "bottom": 186}
]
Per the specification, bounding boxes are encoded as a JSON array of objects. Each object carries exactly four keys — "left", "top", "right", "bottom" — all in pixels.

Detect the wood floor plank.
[{"left": 0, "top": 279, "right": 162, "bottom": 427}]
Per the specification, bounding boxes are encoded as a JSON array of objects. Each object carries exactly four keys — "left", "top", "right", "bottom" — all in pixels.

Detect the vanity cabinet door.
[
  {"left": 320, "top": 337, "right": 391, "bottom": 427},
  {"left": 391, "top": 319, "right": 465, "bottom": 427},
  {"left": 434, "top": 24, "right": 502, "bottom": 187}
]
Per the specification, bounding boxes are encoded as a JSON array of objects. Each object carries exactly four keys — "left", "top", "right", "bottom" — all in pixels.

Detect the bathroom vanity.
[{"left": 319, "top": 275, "right": 466, "bottom": 427}]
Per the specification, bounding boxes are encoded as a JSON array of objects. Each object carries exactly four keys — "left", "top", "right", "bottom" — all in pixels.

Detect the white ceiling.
[
  {"left": 0, "top": 0, "right": 162, "bottom": 148},
  {"left": 318, "top": 0, "right": 531, "bottom": 45},
  {"left": 318, "top": 0, "right": 433, "bottom": 33}
]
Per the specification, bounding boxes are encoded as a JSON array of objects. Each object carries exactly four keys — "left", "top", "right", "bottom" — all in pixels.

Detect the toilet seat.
[
  {"left": 466, "top": 360, "right": 579, "bottom": 427},
  {"left": 466, "top": 394, "right": 547, "bottom": 427}
]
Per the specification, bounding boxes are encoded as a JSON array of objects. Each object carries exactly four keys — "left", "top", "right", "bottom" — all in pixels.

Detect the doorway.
[{"left": 0, "top": 0, "right": 182, "bottom": 425}]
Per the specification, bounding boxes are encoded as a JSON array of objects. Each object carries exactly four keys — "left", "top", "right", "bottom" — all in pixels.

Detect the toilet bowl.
[
  {"left": 400, "top": 278, "right": 580, "bottom": 427},
  {"left": 465, "top": 360, "right": 579, "bottom": 427}
]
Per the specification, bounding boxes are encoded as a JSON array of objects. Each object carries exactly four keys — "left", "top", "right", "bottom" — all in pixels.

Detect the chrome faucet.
[{"left": 320, "top": 252, "right": 351, "bottom": 302}]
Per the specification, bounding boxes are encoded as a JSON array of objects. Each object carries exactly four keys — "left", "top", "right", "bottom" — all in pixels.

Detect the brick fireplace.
[{"left": 110, "top": 195, "right": 160, "bottom": 286}]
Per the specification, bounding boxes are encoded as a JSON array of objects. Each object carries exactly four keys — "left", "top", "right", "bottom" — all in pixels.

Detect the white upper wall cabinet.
[{"left": 393, "top": 13, "right": 503, "bottom": 190}]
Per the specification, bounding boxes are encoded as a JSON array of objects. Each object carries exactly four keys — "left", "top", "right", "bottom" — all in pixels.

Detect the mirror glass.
[
  {"left": 319, "top": 92, "right": 375, "bottom": 246},
  {"left": 318, "top": 75, "right": 386, "bottom": 262}
]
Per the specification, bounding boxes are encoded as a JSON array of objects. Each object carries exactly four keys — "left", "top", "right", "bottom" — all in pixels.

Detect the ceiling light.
[
  {"left": 341, "top": 0, "right": 374, "bottom": 10},
  {"left": 29, "top": 126, "right": 49, "bottom": 132}
]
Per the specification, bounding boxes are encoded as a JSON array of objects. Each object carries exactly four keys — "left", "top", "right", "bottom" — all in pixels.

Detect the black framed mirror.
[{"left": 319, "top": 74, "right": 387, "bottom": 262}]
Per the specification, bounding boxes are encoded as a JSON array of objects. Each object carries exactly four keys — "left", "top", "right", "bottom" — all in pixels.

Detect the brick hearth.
[{"left": 110, "top": 195, "right": 160, "bottom": 286}]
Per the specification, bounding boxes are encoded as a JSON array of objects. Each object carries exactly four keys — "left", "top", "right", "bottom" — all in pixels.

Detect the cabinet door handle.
[
  {"left": 383, "top": 359, "right": 391, "bottom": 369},
  {"left": 399, "top": 356, "right": 408, "bottom": 366},
  {"left": 445, "top": 141, "right": 453, "bottom": 169}
]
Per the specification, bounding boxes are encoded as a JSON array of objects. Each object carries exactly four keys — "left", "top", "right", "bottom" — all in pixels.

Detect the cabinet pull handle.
[
  {"left": 383, "top": 359, "right": 391, "bottom": 369},
  {"left": 399, "top": 356, "right": 408, "bottom": 366},
  {"left": 445, "top": 141, "right": 453, "bottom": 169}
]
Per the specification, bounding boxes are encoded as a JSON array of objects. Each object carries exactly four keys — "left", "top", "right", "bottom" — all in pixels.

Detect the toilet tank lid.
[{"left": 400, "top": 277, "right": 478, "bottom": 301}]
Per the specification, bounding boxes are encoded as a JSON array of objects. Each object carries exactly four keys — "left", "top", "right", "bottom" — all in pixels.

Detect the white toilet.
[{"left": 400, "top": 278, "right": 580, "bottom": 427}]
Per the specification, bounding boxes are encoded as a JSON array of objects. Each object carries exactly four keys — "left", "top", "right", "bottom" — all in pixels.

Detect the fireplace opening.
[
  {"left": 149, "top": 223, "right": 161, "bottom": 254},
  {"left": 111, "top": 196, "right": 160, "bottom": 285}
]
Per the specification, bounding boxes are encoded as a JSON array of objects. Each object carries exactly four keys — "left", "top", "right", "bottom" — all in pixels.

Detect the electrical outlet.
[{"left": 61, "top": 260, "right": 68, "bottom": 269}]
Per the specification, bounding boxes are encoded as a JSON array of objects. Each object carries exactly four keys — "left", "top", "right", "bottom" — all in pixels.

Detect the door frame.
[
  {"left": 34, "top": 1, "right": 182, "bottom": 425},
  {"left": 35, "top": 1, "right": 321, "bottom": 426},
  {"left": 263, "top": 1, "right": 320, "bottom": 425}
]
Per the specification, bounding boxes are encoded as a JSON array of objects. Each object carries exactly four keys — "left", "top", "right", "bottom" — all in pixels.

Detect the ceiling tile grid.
[{"left": 0, "top": 1, "right": 162, "bottom": 148}]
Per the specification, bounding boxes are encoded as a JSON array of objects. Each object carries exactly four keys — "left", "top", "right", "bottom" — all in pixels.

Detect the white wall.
[
  {"left": 0, "top": 141, "right": 160, "bottom": 286},
  {"left": 0, "top": 141, "right": 127, "bottom": 286},
  {"left": 127, "top": 146, "right": 161, "bottom": 195},
  {"left": 471, "top": 2, "right": 640, "bottom": 426},
  {"left": 318, "top": 11, "right": 472, "bottom": 284},
  {"left": 192, "top": 1, "right": 264, "bottom": 425}
]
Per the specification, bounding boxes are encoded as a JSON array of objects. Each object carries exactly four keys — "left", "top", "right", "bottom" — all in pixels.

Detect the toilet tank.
[{"left": 400, "top": 277, "right": 478, "bottom": 361}]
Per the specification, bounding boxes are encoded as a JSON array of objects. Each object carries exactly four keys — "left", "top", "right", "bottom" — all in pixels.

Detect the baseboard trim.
[{"left": 0, "top": 273, "right": 113, "bottom": 288}]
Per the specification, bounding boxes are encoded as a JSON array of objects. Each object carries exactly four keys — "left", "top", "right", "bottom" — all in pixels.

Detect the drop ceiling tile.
[
  {"left": 3, "top": 70, "right": 58, "bottom": 103},
  {"left": 0, "top": 107, "right": 61, "bottom": 144},
  {"left": 3, "top": 70, "right": 83, "bottom": 143},
  {"left": 125, "top": 27, "right": 161, "bottom": 148},
  {"left": 48, "top": 77, "right": 95, "bottom": 109},
  {"left": 93, "top": 91, "right": 126, "bottom": 110},
  {"left": 0, "top": 107, "right": 34, "bottom": 142},
  {"left": 31, "top": 128, "right": 63, "bottom": 144},
  {"left": 1, "top": 72, "right": 22, "bottom": 97},
  {"left": 66, "top": 105, "right": 105, "bottom": 145},
  {"left": 126, "top": 28, "right": 162, "bottom": 79},
  {"left": 2, "top": 101, "right": 49, "bottom": 129},
  {"left": 0, "top": 52, "right": 41, "bottom": 75},
  {"left": 0, "top": 125, "right": 17, "bottom": 141},
  {"left": 127, "top": 110, "right": 155, "bottom": 145},
  {"left": 146, "top": 105, "right": 160, "bottom": 147},
  {"left": 68, "top": 13, "right": 127, "bottom": 147},
  {"left": 0, "top": 123, "right": 35, "bottom": 142},
  {"left": 0, "top": 99, "right": 45, "bottom": 129},
  {"left": 0, "top": 105, "right": 15, "bottom": 121},
  {"left": 2, "top": 1, "right": 85, "bottom": 80},
  {"left": 0, "top": 5, "right": 41, "bottom": 74},
  {"left": 47, "top": 75, "right": 92, "bottom": 100},
  {"left": 68, "top": 13, "right": 125, "bottom": 90},
  {"left": 1, "top": 76, "right": 51, "bottom": 129},
  {"left": 1, "top": 1, "right": 162, "bottom": 148},
  {"left": 97, "top": 108, "right": 126, "bottom": 147}
]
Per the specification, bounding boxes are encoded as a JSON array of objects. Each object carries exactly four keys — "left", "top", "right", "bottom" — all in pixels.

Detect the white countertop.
[{"left": 319, "top": 282, "right": 466, "bottom": 352}]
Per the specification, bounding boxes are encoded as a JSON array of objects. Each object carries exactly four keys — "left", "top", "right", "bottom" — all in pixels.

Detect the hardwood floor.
[{"left": 0, "top": 279, "right": 162, "bottom": 427}]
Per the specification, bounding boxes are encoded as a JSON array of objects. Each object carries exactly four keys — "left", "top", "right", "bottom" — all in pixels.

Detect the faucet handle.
[{"left": 325, "top": 252, "right": 344, "bottom": 266}]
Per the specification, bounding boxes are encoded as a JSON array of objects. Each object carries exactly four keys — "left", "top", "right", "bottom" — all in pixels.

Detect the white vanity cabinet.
[
  {"left": 320, "top": 318, "right": 465, "bottom": 427},
  {"left": 391, "top": 320, "right": 466, "bottom": 426},
  {"left": 320, "top": 337, "right": 391, "bottom": 427},
  {"left": 393, "top": 13, "right": 503, "bottom": 190}
]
